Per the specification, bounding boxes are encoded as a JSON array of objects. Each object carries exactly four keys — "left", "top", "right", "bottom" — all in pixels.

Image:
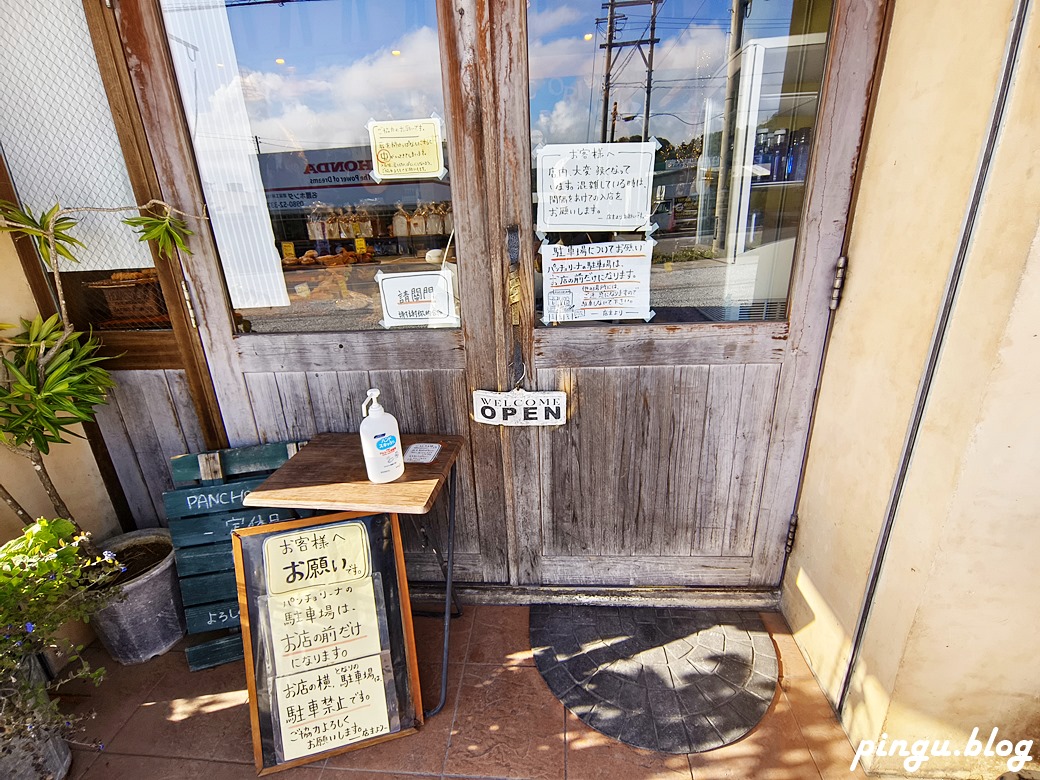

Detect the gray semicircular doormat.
[{"left": 530, "top": 605, "right": 778, "bottom": 754}]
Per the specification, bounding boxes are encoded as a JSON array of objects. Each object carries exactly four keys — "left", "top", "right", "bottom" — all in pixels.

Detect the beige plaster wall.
[
  {"left": 782, "top": 0, "right": 1040, "bottom": 776},
  {"left": 0, "top": 231, "right": 120, "bottom": 544}
]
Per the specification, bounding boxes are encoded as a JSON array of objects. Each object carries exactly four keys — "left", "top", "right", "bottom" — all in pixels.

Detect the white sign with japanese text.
[
  {"left": 367, "top": 117, "right": 447, "bottom": 182},
  {"left": 540, "top": 240, "right": 655, "bottom": 323},
  {"left": 263, "top": 522, "right": 370, "bottom": 595},
  {"left": 536, "top": 142, "right": 656, "bottom": 232},
  {"left": 375, "top": 268, "right": 460, "bottom": 328},
  {"left": 276, "top": 654, "right": 391, "bottom": 761},
  {"left": 267, "top": 577, "right": 383, "bottom": 676}
]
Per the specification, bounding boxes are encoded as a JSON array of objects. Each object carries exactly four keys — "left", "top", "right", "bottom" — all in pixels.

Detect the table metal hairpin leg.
[{"left": 424, "top": 463, "right": 457, "bottom": 718}]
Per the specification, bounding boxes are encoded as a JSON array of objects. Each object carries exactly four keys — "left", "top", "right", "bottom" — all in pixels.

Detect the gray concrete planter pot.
[
  {"left": 91, "top": 529, "right": 186, "bottom": 665},
  {"left": 0, "top": 656, "right": 73, "bottom": 780},
  {"left": 0, "top": 727, "right": 72, "bottom": 780}
]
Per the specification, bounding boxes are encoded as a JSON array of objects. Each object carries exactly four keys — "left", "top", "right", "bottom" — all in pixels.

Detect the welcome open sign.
[{"left": 471, "top": 389, "right": 567, "bottom": 426}]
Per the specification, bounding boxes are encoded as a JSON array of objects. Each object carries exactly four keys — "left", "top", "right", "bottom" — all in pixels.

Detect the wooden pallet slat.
[
  {"left": 178, "top": 570, "right": 238, "bottom": 607},
  {"left": 170, "top": 441, "right": 305, "bottom": 485},
  {"left": 164, "top": 440, "right": 309, "bottom": 670},
  {"left": 168, "top": 507, "right": 299, "bottom": 547}
]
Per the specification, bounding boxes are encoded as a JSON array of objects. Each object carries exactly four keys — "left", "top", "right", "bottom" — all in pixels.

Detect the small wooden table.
[{"left": 243, "top": 432, "right": 465, "bottom": 717}]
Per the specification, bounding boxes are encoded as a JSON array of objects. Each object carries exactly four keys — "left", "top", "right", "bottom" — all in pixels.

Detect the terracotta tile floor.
[{"left": 58, "top": 607, "right": 866, "bottom": 779}]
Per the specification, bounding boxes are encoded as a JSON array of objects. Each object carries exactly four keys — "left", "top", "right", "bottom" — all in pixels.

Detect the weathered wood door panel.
[
  {"left": 532, "top": 364, "right": 779, "bottom": 585},
  {"left": 242, "top": 368, "right": 486, "bottom": 581},
  {"left": 94, "top": 369, "right": 207, "bottom": 527},
  {"left": 108, "top": 0, "right": 886, "bottom": 592},
  {"left": 507, "top": 0, "right": 888, "bottom": 589}
]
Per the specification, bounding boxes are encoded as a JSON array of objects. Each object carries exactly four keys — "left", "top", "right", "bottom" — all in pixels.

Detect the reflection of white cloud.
[
  {"left": 528, "top": 6, "right": 584, "bottom": 39},
  {"left": 530, "top": 24, "right": 730, "bottom": 146},
  {"left": 233, "top": 26, "right": 445, "bottom": 149}
]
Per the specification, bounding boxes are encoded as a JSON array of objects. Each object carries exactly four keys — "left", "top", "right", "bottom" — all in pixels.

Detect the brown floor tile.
[
  {"left": 79, "top": 754, "right": 324, "bottom": 779},
  {"left": 103, "top": 656, "right": 253, "bottom": 764},
  {"left": 59, "top": 644, "right": 184, "bottom": 751},
  {"left": 329, "top": 772, "right": 443, "bottom": 779},
  {"left": 687, "top": 688, "right": 821, "bottom": 780},
  {"left": 325, "top": 662, "right": 462, "bottom": 776},
  {"left": 466, "top": 606, "right": 535, "bottom": 667},
  {"left": 412, "top": 606, "right": 475, "bottom": 667},
  {"left": 565, "top": 710, "right": 693, "bottom": 780},
  {"left": 758, "top": 612, "right": 813, "bottom": 681},
  {"left": 783, "top": 677, "right": 865, "bottom": 780},
  {"left": 444, "top": 663, "right": 566, "bottom": 780},
  {"left": 68, "top": 745, "right": 101, "bottom": 780}
]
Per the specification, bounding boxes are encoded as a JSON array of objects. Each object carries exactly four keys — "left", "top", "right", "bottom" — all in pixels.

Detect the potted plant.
[
  {"left": 0, "top": 517, "right": 120, "bottom": 779},
  {"left": 0, "top": 200, "right": 196, "bottom": 664}
]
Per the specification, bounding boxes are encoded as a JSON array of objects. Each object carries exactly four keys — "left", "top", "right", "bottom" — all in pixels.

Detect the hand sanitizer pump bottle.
[{"left": 360, "top": 389, "right": 405, "bottom": 483}]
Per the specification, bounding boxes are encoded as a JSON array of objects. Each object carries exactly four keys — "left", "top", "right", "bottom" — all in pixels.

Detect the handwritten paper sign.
[
  {"left": 375, "top": 269, "right": 460, "bottom": 328},
  {"left": 472, "top": 389, "right": 567, "bottom": 426},
  {"left": 536, "top": 142, "right": 656, "bottom": 232},
  {"left": 541, "top": 240, "right": 655, "bottom": 323},
  {"left": 266, "top": 578, "right": 383, "bottom": 676},
  {"left": 276, "top": 652, "right": 392, "bottom": 761},
  {"left": 263, "top": 522, "right": 370, "bottom": 595},
  {"left": 367, "top": 118, "right": 446, "bottom": 181},
  {"left": 233, "top": 513, "right": 422, "bottom": 773}
]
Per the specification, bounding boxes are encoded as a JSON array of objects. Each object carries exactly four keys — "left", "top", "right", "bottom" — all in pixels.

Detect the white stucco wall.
[
  {"left": 782, "top": 0, "right": 1040, "bottom": 777},
  {"left": 0, "top": 231, "right": 119, "bottom": 543}
]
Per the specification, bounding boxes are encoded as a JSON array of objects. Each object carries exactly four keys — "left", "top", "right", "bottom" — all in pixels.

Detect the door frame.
[
  {"left": 107, "top": 0, "right": 889, "bottom": 589},
  {"left": 503, "top": 0, "right": 891, "bottom": 587}
]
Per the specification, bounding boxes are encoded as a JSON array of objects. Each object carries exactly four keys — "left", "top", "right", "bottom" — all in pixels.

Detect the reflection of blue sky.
[
  {"left": 207, "top": 0, "right": 444, "bottom": 150},
  {"left": 182, "top": 0, "right": 804, "bottom": 152},
  {"left": 527, "top": 0, "right": 800, "bottom": 147}
]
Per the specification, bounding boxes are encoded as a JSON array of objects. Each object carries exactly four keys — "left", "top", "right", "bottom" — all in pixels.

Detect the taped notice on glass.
[
  {"left": 367, "top": 117, "right": 447, "bottom": 182},
  {"left": 376, "top": 268, "right": 460, "bottom": 328},
  {"left": 541, "top": 240, "right": 655, "bottom": 323},
  {"left": 536, "top": 142, "right": 655, "bottom": 232}
]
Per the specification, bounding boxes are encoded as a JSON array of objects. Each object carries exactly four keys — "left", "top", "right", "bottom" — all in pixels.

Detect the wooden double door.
[{"left": 99, "top": 0, "right": 885, "bottom": 593}]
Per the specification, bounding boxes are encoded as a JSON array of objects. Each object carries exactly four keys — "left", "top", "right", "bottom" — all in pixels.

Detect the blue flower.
[
  {"left": 119, "top": 566, "right": 127, "bottom": 573},
  {"left": 102, "top": 550, "right": 116, "bottom": 561},
  {"left": 24, "top": 622, "right": 34, "bottom": 633}
]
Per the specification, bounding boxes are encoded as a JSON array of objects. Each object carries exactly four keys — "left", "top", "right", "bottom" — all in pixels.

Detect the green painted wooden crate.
[{"left": 165, "top": 441, "right": 308, "bottom": 670}]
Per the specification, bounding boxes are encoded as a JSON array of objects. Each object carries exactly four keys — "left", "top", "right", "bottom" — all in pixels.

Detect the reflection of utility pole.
[
  {"left": 713, "top": 0, "right": 746, "bottom": 254},
  {"left": 599, "top": 2, "right": 619, "bottom": 142},
  {"left": 642, "top": 0, "right": 660, "bottom": 142},
  {"left": 598, "top": 0, "right": 662, "bottom": 142},
  {"left": 254, "top": 135, "right": 262, "bottom": 156}
]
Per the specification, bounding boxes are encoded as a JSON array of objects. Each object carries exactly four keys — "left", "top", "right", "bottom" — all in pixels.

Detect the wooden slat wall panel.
[
  {"left": 535, "top": 322, "right": 787, "bottom": 368},
  {"left": 94, "top": 369, "right": 208, "bottom": 528},
  {"left": 94, "top": 386, "right": 158, "bottom": 526},
  {"left": 723, "top": 364, "right": 780, "bottom": 556},
  {"left": 367, "top": 370, "right": 481, "bottom": 558},
  {"left": 666, "top": 365, "right": 710, "bottom": 553},
  {"left": 243, "top": 368, "right": 483, "bottom": 569},
  {"left": 166, "top": 370, "right": 208, "bottom": 456},
  {"left": 538, "top": 556, "right": 753, "bottom": 588},
  {"left": 695, "top": 365, "right": 745, "bottom": 555},
  {"left": 306, "top": 372, "right": 350, "bottom": 434},
  {"left": 536, "top": 365, "right": 779, "bottom": 579}
]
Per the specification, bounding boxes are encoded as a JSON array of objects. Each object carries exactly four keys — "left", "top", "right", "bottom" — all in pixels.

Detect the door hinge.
[
  {"left": 180, "top": 279, "right": 198, "bottom": 329},
  {"left": 829, "top": 256, "right": 848, "bottom": 311},
  {"left": 785, "top": 512, "right": 798, "bottom": 555}
]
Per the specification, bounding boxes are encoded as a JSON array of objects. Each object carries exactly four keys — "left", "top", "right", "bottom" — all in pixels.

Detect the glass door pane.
[
  {"left": 161, "top": 0, "right": 460, "bottom": 333},
  {"left": 528, "top": 0, "right": 831, "bottom": 324}
]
